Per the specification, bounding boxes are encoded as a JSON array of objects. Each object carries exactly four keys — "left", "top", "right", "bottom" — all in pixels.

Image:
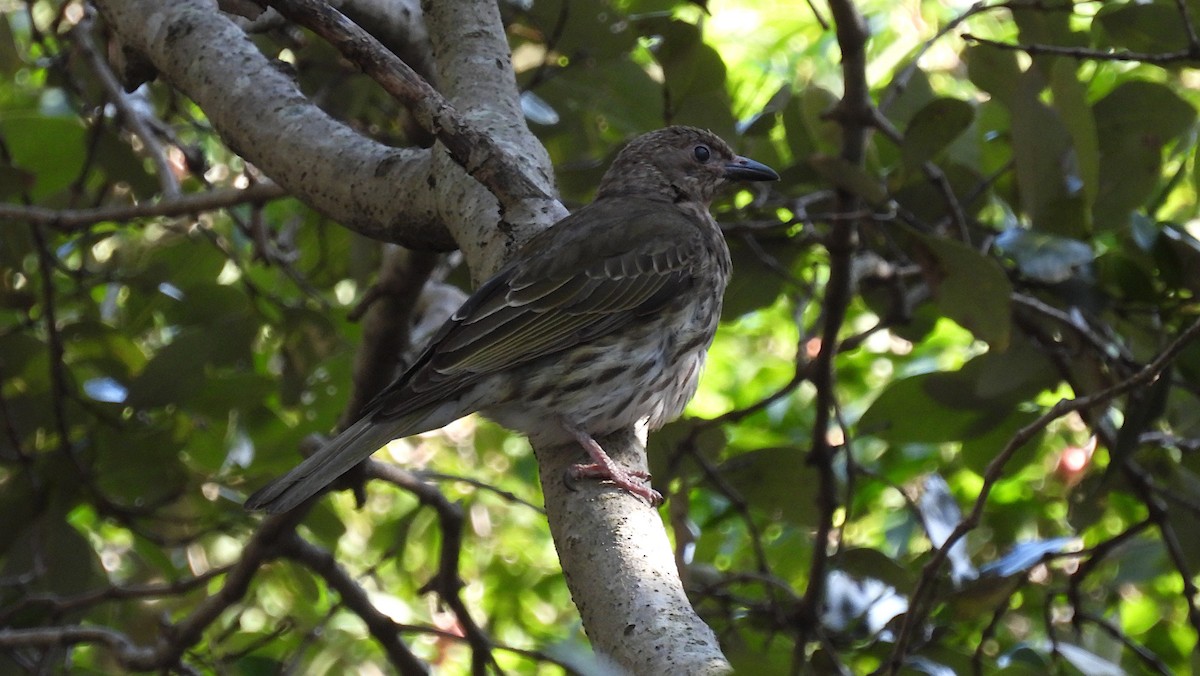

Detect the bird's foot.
[
  {"left": 560, "top": 421, "right": 663, "bottom": 506},
  {"left": 566, "top": 461, "right": 663, "bottom": 506}
]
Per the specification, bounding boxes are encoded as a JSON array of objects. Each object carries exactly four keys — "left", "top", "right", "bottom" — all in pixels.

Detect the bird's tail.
[{"left": 243, "top": 413, "right": 419, "bottom": 514}]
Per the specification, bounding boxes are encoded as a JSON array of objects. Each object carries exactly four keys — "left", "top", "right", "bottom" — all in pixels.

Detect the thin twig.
[
  {"left": 0, "top": 183, "right": 287, "bottom": 231},
  {"left": 72, "top": 9, "right": 180, "bottom": 197},
  {"left": 281, "top": 534, "right": 429, "bottom": 675},
  {"left": 963, "top": 32, "right": 1200, "bottom": 64}
]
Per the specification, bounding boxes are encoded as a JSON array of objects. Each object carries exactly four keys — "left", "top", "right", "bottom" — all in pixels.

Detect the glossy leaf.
[
  {"left": 906, "top": 228, "right": 1013, "bottom": 348},
  {"left": 902, "top": 98, "right": 974, "bottom": 168}
]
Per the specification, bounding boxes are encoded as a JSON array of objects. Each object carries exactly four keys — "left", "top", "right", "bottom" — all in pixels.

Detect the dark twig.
[
  {"left": 28, "top": 225, "right": 73, "bottom": 454},
  {"left": 0, "top": 567, "right": 232, "bottom": 624},
  {"left": 1075, "top": 611, "right": 1173, "bottom": 675},
  {"left": 281, "top": 534, "right": 428, "bottom": 675},
  {"left": 798, "top": 0, "right": 871, "bottom": 660},
  {"left": 0, "top": 510, "right": 307, "bottom": 671},
  {"left": 1174, "top": 0, "right": 1200, "bottom": 51},
  {"left": 365, "top": 461, "right": 500, "bottom": 675},
  {"left": 869, "top": 109, "right": 970, "bottom": 241},
  {"left": 71, "top": 9, "right": 180, "bottom": 197},
  {"left": 1119, "top": 461, "right": 1200, "bottom": 635},
  {"left": 1065, "top": 518, "right": 1154, "bottom": 631},
  {"left": 963, "top": 32, "right": 1200, "bottom": 64},
  {"left": 0, "top": 183, "right": 288, "bottom": 231}
]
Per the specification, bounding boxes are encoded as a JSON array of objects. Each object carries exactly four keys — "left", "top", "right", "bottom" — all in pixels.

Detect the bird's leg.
[{"left": 561, "top": 422, "right": 663, "bottom": 506}]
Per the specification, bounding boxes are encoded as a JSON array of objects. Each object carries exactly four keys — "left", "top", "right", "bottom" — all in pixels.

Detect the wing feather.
[{"left": 370, "top": 199, "right": 709, "bottom": 420}]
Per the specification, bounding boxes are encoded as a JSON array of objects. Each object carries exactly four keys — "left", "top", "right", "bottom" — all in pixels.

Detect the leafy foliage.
[{"left": 2, "top": 0, "right": 1200, "bottom": 673}]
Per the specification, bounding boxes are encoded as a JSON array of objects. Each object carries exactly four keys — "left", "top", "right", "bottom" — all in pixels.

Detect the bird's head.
[{"left": 596, "top": 126, "right": 779, "bottom": 204}]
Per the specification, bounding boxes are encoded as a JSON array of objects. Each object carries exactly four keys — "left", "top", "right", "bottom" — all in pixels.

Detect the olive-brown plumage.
[{"left": 245, "top": 127, "right": 778, "bottom": 513}]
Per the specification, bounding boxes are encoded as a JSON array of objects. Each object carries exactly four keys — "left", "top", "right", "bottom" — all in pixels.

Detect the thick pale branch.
[
  {"left": 420, "top": 2, "right": 728, "bottom": 669},
  {"left": 262, "top": 0, "right": 552, "bottom": 212},
  {"left": 536, "top": 430, "right": 731, "bottom": 675},
  {"left": 423, "top": 0, "right": 567, "bottom": 279},
  {"left": 93, "top": 0, "right": 454, "bottom": 250}
]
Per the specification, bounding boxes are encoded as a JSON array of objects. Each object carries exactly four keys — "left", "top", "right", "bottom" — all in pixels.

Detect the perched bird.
[{"left": 245, "top": 126, "right": 778, "bottom": 513}]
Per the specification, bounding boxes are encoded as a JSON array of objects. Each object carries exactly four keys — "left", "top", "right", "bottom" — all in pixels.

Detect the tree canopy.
[{"left": 2, "top": 0, "right": 1199, "bottom": 673}]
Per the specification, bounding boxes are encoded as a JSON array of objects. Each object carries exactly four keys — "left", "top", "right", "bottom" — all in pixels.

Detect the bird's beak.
[{"left": 724, "top": 156, "right": 780, "bottom": 182}]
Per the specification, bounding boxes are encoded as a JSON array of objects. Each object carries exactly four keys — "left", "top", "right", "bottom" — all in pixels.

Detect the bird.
[{"left": 244, "top": 126, "right": 779, "bottom": 513}]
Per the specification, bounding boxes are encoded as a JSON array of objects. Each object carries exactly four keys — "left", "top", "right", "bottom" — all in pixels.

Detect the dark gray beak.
[{"left": 724, "top": 155, "right": 780, "bottom": 182}]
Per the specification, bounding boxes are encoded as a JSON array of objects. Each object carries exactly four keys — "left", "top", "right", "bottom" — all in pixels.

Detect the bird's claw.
[{"left": 565, "top": 462, "right": 663, "bottom": 506}]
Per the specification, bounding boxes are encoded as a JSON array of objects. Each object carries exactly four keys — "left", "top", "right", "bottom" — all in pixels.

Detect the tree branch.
[
  {"left": 0, "top": 183, "right": 287, "bottom": 231},
  {"left": 963, "top": 32, "right": 1200, "bottom": 64},
  {"left": 799, "top": 0, "right": 870, "bottom": 652},
  {"left": 281, "top": 533, "right": 429, "bottom": 675},
  {"left": 92, "top": 0, "right": 454, "bottom": 250},
  {"left": 71, "top": 9, "right": 180, "bottom": 198},
  {"left": 261, "top": 0, "right": 553, "bottom": 211}
]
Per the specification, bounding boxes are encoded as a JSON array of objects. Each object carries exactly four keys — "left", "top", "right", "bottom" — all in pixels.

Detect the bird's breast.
[{"left": 482, "top": 235, "right": 730, "bottom": 444}]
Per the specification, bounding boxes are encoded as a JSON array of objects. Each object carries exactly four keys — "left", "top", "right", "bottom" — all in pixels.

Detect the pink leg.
[{"left": 562, "top": 423, "right": 663, "bottom": 506}]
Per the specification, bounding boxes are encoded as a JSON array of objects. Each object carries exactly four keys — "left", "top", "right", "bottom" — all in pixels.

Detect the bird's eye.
[{"left": 693, "top": 145, "right": 711, "bottom": 163}]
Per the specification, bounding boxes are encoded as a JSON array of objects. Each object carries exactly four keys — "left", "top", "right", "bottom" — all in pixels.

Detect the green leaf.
[
  {"left": 95, "top": 130, "right": 160, "bottom": 199},
  {"left": 834, "top": 548, "right": 913, "bottom": 592},
  {"left": 1096, "top": 250, "right": 1158, "bottom": 303},
  {"left": 0, "top": 14, "right": 22, "bottom": 78},
  {"left": 1093, "top": 80, "right": 1196, "bottom": 230},
  {"left": 1013, "top": 4, "right": 1088, "bottom": 56},
  {"left": 782, "top": 87, "right": 842, "bottom": 160},
  {"left": 738, "top": 84, "right": 789, "bottom": 137},
  {"left": 1008, "top": 74, "right": 1090, "bottom": 237},
  {"left": 721, "top": 235, "right": 805, "bottom": 319},
  {"left": 2, "top": 513, "right": 105, "bottom": 598},
  {"left": 890, "top": 162, "right": 986, "bottom": 225},
  {"left": 965, "top": 44, "right": 1021, "bottom": 107},
  {"left": 960, "top": 409, "right": 1042, "bottom": 475},
  {"left": 717, "top": 447, "right": 816, "bottom": 527},
  {"left": 860, "top": 341, "right": 1055, "bottom": 447},
  {"left": 640, "top": 18, "right": 735, "bottom": 134},
  {"left": 1097, "top": 3, "right": 1190, "bottom": 54},
  {"left": 60, "top": 320, "right": 147, "bottom": 387},
  {"left": 809, "top": 155, "right": 888, "bottom": 205},
  {"left": 1048, "top": 60, "right": 1099, "bottom": 208},
  {"left": 1155, "top": 225, "right": 1200, "bottom": 295},
  {"left": 994, "top": 228, "right": 1093, "bottom": 283},
  {"left": 0, "top": 115, "right": 87, "bottom": 200},
  {"left": 162, "top": 282, "right": 253, "bottom": 326},
  {"left": 902, "top": 98, "right": 974, "bottom": 168},
  {"left": 528, "top": 0, "right": 637, "bottom": 60},
  {"left": 132, "top": 236, "right": 230, "bottom": 292},
  {"left": 882, "top": 65, "right": 936, "bottom": 130},
  {"left": 904, "top": 229, "right": 1013, "bottom": 348},
  {"left": 93, "top": 427, "right": 188, "bottom": 505},
  {"left": 126, "top": 317, "right": 261, "bottom": 408},
  {"left": 1094, "top": 80, "right": 1195, "bottom": 141},
  {"left": 0, "top": 164, "right": 34, "bottom": 199}
]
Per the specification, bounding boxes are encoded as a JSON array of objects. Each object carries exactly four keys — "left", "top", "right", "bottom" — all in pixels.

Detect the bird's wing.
[{"left": 370, "top": 199, "right": 709, "bottom": 418}]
